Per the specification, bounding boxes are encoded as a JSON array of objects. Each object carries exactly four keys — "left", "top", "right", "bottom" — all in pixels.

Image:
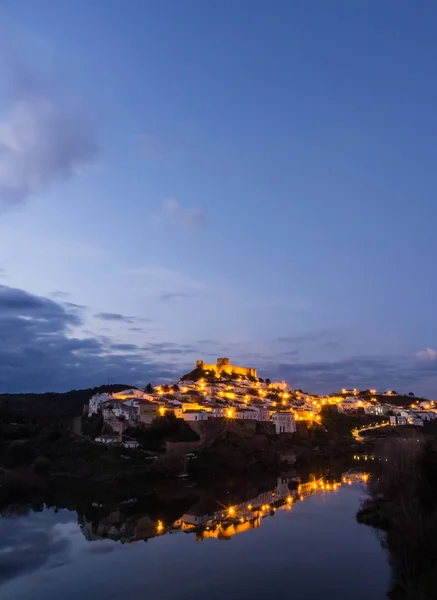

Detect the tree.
[
  {"left": 265, "top": 378, "right": 271, "bottom": 385},
  {"left": 145, "top": 383, "right": 153, "bottom": 394},
  {"left": 408, "top": 392, "right": 415, "bottom": 397},
  {"left": 258, "top": 378, "right": 264, "bottom": 383},
  {"left": 171, "top": 384, "right": 180, "bottom": 392}
]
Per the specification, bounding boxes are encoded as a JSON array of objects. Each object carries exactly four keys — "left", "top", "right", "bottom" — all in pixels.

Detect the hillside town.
[{"left": 85, "top": 357, "right": 437, "bottom": 449}]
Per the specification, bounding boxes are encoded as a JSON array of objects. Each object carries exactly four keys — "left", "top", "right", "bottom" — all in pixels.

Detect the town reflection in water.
[{"left": 79, "top": 471, "right": 368, "bottom": 545}]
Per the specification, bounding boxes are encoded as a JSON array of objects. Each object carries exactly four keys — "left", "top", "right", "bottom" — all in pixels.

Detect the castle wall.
[
  {"left": 196, "top": 358, "right": 257, "bottom": 379},
  {"left": 198, "top": 363, "right": 217, "bottom": 372},
  {"left": 220, "top": 365, "right": 257, "bottom": 378}
]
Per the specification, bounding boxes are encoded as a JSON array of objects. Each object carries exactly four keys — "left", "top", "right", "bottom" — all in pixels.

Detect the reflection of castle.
[
  {"left": 78, "top": 472, "right": 368, "bottom": 546},
  {"left": 196, "top": 358, "right": 257, "bottom": 379}
]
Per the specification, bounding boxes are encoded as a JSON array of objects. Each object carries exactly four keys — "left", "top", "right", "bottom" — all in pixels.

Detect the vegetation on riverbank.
[{"left": 357, "top": 434, "right": 437, "bottom": 599}]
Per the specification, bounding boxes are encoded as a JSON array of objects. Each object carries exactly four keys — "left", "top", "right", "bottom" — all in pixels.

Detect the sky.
[{"left": 0, "top": 0, "right": 437, "bottom": 395}]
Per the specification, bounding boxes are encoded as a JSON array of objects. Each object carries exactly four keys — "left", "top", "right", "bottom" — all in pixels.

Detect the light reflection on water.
[{"left": 0, "top": 471, "right": 389, "bottom": 600}]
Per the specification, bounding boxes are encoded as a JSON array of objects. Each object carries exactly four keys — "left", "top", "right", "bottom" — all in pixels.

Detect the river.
[{"left": 0, "top": 472, "right": 390, "bottom": 600}]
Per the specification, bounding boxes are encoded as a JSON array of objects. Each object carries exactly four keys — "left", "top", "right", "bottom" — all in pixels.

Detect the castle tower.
[{"left": 217, "top": 358, "right": 230, "bottom": 369}]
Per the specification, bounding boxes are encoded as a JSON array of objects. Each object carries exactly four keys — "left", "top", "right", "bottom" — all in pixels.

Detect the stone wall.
[{"left": 196, "top": 358, "right": 257, "bottom": 379}]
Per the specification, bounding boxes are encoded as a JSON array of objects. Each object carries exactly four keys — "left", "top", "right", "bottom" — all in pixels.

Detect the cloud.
[
  {"left": 262, "top": 353, "right": 437, "bottom": 396},
  {"left": 50, "top": 291, "right": 69, "bottom": 299},
  {"left": 0, "top": 62, "right": 98, "bottom": 211},
  {"left": 415, "top": 348, "right": 437, "bottom": 361},
  {"left": 154, "top": 198, "right": 207, "bottom": 230},
  {"left": 0, "top": 268, "right": 6, "bottom": 279},
  {"left": 0, "top": 283, "right": 185, "bottom": 392},
  {"left": 95, "top": 312, "right": 149, "bottom": 325},
  {"left": 111, "top": 343, "right": 141, "bottom": 352},
  {"left": 2, "top": 283, "right": 437, "bottom": 396},
  {"left": 159, "top": 291, "right": 191, "bottom": 302},
  {"left": 277, "top": 330, "right": 338, "bottom": 345},
  {"left": 0, "top": 284, "right": 79, "bottom": 326}
]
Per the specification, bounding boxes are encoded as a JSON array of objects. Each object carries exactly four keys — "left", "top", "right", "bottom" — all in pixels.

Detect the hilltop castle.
[{"left": 196, "top": 358, "right": 257, "bottom": 379}]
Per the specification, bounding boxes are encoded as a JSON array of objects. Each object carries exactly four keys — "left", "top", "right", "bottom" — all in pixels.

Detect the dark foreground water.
[{"left": 0, "top": 476, "right": 389, "bottom": 600}]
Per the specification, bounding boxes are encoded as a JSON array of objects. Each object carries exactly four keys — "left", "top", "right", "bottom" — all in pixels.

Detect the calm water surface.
[{"left": 0, "top": 478, "right": 389, "bottom": 600}]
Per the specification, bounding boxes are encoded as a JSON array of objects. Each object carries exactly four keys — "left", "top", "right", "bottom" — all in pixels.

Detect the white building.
[
  {"left": 95, "top": 435, "right": 119, "bottom": 445},
  {"left": 272, "top": 412, "right": 296, "bottom": 434},
  {"left": 123, "top": 440, "right": 140, "bottom": 449},
  {"left": 102, "top": 401, "right": 139, "bottom": 422},
  {"left": 88, "top": 393, "right": 113, "bottom": 416},
  {"left": 392, "top": 408, "right": 410, "bottom": 419},
  {"left": 365, "top": 404, "right": 385, "bottom": 416},
  {"left": 414, "top": 411, "right": 437, "bottom": 422},
  {"left": 211, "top": 406, "right": 227, "bottom": 418},
  {"left": 112, "top": 388, "right": 144, "bottom": 399},
  {"left": 390, "top": 415, "right": 407, "bottom": 426},
  {"left": 182, "top": 410, "right": 210, "bottom": 422},
  {"left": 255, "top": 408, "right": 271, "bottom": 422},
  {"left": 235, "top": 408, "right": 259, "bottom": 421}
]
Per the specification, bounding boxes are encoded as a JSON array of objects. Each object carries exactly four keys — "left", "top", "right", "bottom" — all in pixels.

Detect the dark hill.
[{"left": 0, "top": 384, "right": 136, "bottom": 426}]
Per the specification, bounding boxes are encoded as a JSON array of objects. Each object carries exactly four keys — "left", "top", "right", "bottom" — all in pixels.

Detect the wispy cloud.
[
  {"left": 277, "top": 328, "right": 344, "bottom": 346},
  {"left": 95, "top": 312, "right": 150, "bottom": 325},
  {"left": 415, "top": 348, "right": 437, "bottom": 361},
  {"left": 0, "top": 283, "right": 182, "bottom": 392},
  {"left": 159, "top": 291, "right": 192, "bottom": 302},
  {"left": 0, "top": 60, "right": 99, "bottom": 211},
  {"left": 154, "top": 198, "right": 207, "bottom": 231}
]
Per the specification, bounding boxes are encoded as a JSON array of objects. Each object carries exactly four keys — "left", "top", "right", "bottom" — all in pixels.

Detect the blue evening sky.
[{"left": 0, "top": 0, "right": 437, "bottom": 394}]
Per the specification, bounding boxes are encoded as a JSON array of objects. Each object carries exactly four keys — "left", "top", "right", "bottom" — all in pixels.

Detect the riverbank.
[
  {"left": 356, "top": 436, "right": 437, "bottom": 599},
  {"left": 0, "top": 389, "right": 383, "bottom": 488}
]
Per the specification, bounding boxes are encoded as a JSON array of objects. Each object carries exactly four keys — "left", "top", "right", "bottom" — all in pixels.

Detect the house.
[
  {"left": 392, "top": 408, "right": 410, "bottom": 419},
  {"left": 365, "top": 404, "right": 386, "bottom": 416},
  {"left": 88, "top": 393, "right": 113, "bottom": 416},
  {"left": 123, "top": 440, "right": 140, "bottom": 449},
  {"left": 253, "top": 407, "right": 271, "bottom": 422},
  {"left": 182, "top": 410, "right": 210, "bottom": 422},
  {"left": 211, "top": 406, "right": 227, "bottom": 418},
  {"left": 415, "top": 411, "right": 437, "bottom": 422},
  {"left": 408, "top": 417, "right": 424, "bottom": 427},
  {"left": 179, "top": 399, "right": 208, "bottom": 412},
  {"left": 234, "top": 408, "right": 259, "bottom": 421},
  {"left": 112, "top": 388, "right": 144, "bottom": 400},
  {"left": 339, "top": 398, "right": 370, "bottom": 413},
  {"left": 272, "top": 412, "right": 296, "bottom": 434},
  {"left": 101, "top": 400, "right": 139, "bottom": 423},
  {"left": 389, "top": 415, "right": 407, "bottom": 426},
  {"left": 165, "top": 405, "right": 183, "bottom": 419},
  {"left": 95, "top": 435, "right": 119, "bottom": 445}
]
